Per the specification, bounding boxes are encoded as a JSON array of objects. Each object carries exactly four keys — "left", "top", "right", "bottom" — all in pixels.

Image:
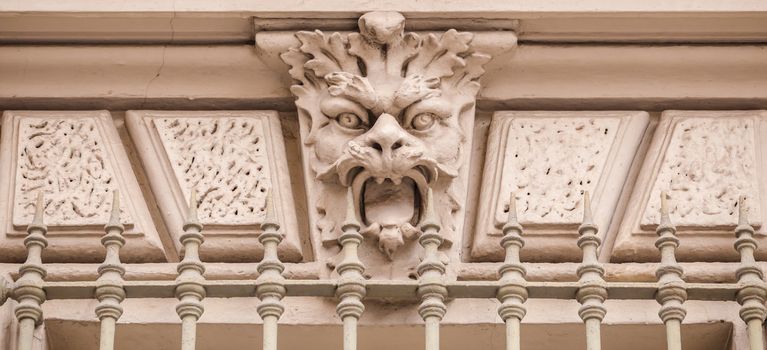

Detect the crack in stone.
[{"left": 140, "top": 3, "right": 176, "bottom": 108}]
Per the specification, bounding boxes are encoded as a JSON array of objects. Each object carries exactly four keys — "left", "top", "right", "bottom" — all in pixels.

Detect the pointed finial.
[
  {"left": 581, "top": 191, "right": 594, "bottom": 225},
  {"left": 265, "top": 189, "right": 275, "bottom": 221},
  {"left": 501, "top": 192, "right": 524, "bottom": 248},
  {"left": 108, "top": 190, "right": 121, "bottom": 226},
  {"left": 182, "top": 188, "right": 202, "bottom": 231},
  {"left": 420, "top": 188, "right": 441, "bottom": 231},
  {"left": 262, "top": 188, "right": 280, "bottom": 231},
  {"left": 506, "top": 192, "right": 518, "bottom": 225},
  {"left": 104, "top": 190, "right": 125, "bottom": 233},
  {"left": 660, "top": 191, "right": 671, "bottom": 226},
  {"left": 738, "top": 195, "right": 749, "bottom": 226},
  {"left": 342, "top": 187, "right": 360, "bottom": 230},
  {"left": 31, "top": 191, "right": 45, "bottom": 227}
]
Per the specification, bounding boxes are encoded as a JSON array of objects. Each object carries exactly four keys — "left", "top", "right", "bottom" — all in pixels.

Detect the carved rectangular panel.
[
  {"left": 13, "top": 117, "right": 133, "bottom": 227},
  {"left": 471, "top": 111, "right": 649, "bottom": 262},
  {"left": 613, "top": 110, "right": 767, "bottom": 262},
  {"left": 126, "top": 110, "right": 304, "bottom": 262},
  {"left": 0, "top": 111, "right": 166, "bottom": 262},
  {"left": 154, "top": 117, "right": 272, "bottom": 226},
  {"left": 640, "top": 117, "right": 761, "bottom": 228}
]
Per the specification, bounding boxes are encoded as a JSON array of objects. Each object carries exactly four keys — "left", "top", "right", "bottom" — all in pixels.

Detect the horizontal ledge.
[
  {"left": 4, "top": 262, "right": 323, "bottom": 282},
  {"left": 2, "top": 44, "right": 765, "bottom": 111},
  {"left": 0, "top": 261, "right": 755, "bottom": 284},
  {"left": 3, "top": 16, "right": 767, "bottom": 45},
  {"left": 2, "top": 0, "right": 767, "bottom": 16},
  {"left": 37, "top": 280, "right": 740, "bottom": 301},
  {"left": 457, "top": 262, "right": 763, "bottom": 283},
  {"left": 2, "top": 97, "right": 767, "bottom": 114}
]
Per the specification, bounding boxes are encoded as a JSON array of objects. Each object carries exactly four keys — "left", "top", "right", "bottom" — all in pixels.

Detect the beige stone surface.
[
  {"left": 3, "top": 0, "right": 765, "bottom": 14},
  {"left": 471, "top": 111, "right": 648, "bottom": 262},
  {"left": 0, "top": 111, "right": 166, "bottom": 263},
  {"left": 3, "top": 45, "right": 767, "bottom": 112},
  {"left": 613, "top": 110, "right": 767, "bottom": 262},
  {"left": 125, "top": 110, "right": 304, "bottom": 262},
  {"left": 1, "top": 4, "right": 767, "bottom": 349}
]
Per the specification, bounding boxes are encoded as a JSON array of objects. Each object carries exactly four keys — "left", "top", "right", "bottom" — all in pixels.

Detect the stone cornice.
[
  {"left": 2, "top": 0, "right": 765, "bottom": 15},
  {"left": 1, "top": 1, "right": 766, "bottom": 44},
  {"left": 1, "top": 45, "right": 766, "bottom": 112}
]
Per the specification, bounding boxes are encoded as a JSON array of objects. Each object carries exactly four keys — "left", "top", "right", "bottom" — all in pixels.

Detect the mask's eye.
[
  {"left": 337, "top": 113, "right": 365, "bottom": 130},
  {"left": 410, "top": 112, "right": 437, "bottom": 131}
]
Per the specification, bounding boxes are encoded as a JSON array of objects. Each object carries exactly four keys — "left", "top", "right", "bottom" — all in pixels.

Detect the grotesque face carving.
[{"left": 282, "top": 11, "right": 489, "bottom": 259}]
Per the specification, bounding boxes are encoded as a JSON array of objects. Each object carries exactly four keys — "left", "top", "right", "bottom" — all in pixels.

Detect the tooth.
[
  {"left": 375, "top": 177, "right": 384, "bottom": 184},
  {"left": 392, "top": 177, "right": 402, "bottom": 185}
]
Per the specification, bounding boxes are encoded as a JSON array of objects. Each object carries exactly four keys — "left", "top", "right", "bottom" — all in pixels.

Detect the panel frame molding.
[
  {"left": 612, "top": 110, "right": 767, "bottom": 262},
  {"left": 471, "top": 110, "right": 649, "bottom": 262},
  {"left": 125, "top": 110, "right": 305, "bottom": 263},
  {"left": 0, "top": 110, "right": 166, "bottom": 262}
]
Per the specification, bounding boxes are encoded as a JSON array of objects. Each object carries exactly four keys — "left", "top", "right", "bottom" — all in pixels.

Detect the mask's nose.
[{"left": 364, "top": 114, "right": 407, "bottom": 160}]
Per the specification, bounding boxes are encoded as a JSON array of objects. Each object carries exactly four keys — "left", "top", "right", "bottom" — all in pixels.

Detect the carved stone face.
[{"left": 283, "top": 11, "right": 488, "bottom": 259}]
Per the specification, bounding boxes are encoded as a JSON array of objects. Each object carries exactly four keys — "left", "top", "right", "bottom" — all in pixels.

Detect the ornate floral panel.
[
  {"left": 0, "top": 110, "right": 166, "bottom": 262},
  {"left": 471, "top": 111, "right": 649, "bottom": 262},
  {"left": 613, "top": 110, "right": 767, "bottom": 262},
  {"left": 125, "top": 110, "right": 304, "bottom": 262}
]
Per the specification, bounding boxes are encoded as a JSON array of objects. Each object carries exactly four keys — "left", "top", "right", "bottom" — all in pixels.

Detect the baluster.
[
  {"left": 497, "top": 193, "right": 527, "bottom": 350},
  {"left": 576, "top": 192, "right": 607, "bottom": 350},
  {"left": 734, "top": 195, "right": 767, "bottom": 350},
  {"left": 256, "top": 192, "right": 286, "bottom": 350},
  {"left": 335, "top": 188, "right": 366, "bottom": 350},
  {"left": 655, "top": 192, "right": 686, "bottom": 350},
  {"left": 14, "top": 192, "right": 48, "bottom": 350},
  {"left": 175, "top": 190, "right": 206, "bottom": 350},
  {"left": 95, "top": 191, "right": 127, "bottom": 350},
  {"left": 417, "top": 189, "right": 448, "bottom": 350}
]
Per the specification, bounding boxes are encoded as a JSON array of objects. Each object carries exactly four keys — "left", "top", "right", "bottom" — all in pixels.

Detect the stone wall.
[{"left": 1, "top": 2, "right": 766, "bottom": 349}]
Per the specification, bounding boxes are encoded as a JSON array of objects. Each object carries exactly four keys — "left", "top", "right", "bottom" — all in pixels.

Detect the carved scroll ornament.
[{"left": 282, "top": 11, "right": 489, "bottom": 261}]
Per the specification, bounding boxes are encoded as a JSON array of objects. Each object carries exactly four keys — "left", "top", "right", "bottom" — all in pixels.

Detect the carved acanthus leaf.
[
  {"left": 443, "top": 53, "right": 492, "bottom": 97},
  {"left": 406, "top": 30, "right": 473, "bottom": 80},
  {"left": 296, "top": 30, "right": 360, "bottom": 81},
  {"left": 282, "top": 48, "right": 313, "bottom": 91}
]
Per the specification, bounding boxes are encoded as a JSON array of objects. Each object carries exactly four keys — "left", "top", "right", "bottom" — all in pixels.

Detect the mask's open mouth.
[{"left": 349, "top": 166, "right": 433, "bottom": 228}]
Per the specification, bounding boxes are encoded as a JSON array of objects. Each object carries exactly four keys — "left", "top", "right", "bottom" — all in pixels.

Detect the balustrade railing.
[
  {"left": 335, "top": 188, "right": 366, "bottom": 350},
  {"left": 655, "top": 192, "right": 686, "bottom": 350},
  {"left": 576, "top": 192, "right": 607, "bottom": 350},
  {"left": 0, "top": 190, "right": 765, "bottom": 350},
  {"left": 496, "top": 193, "right": 527, "bottom": 350},
  {"left": 95, "top": 191, "right": 126, "bottom": 350},
  {"left": 175, "top": 189, "right": 206, "bottom": 350}
]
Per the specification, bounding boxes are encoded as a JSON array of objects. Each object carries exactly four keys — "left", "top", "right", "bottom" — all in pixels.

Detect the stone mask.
[{"left": 282, "top": 11, "right": 489, "bottom": 260}]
